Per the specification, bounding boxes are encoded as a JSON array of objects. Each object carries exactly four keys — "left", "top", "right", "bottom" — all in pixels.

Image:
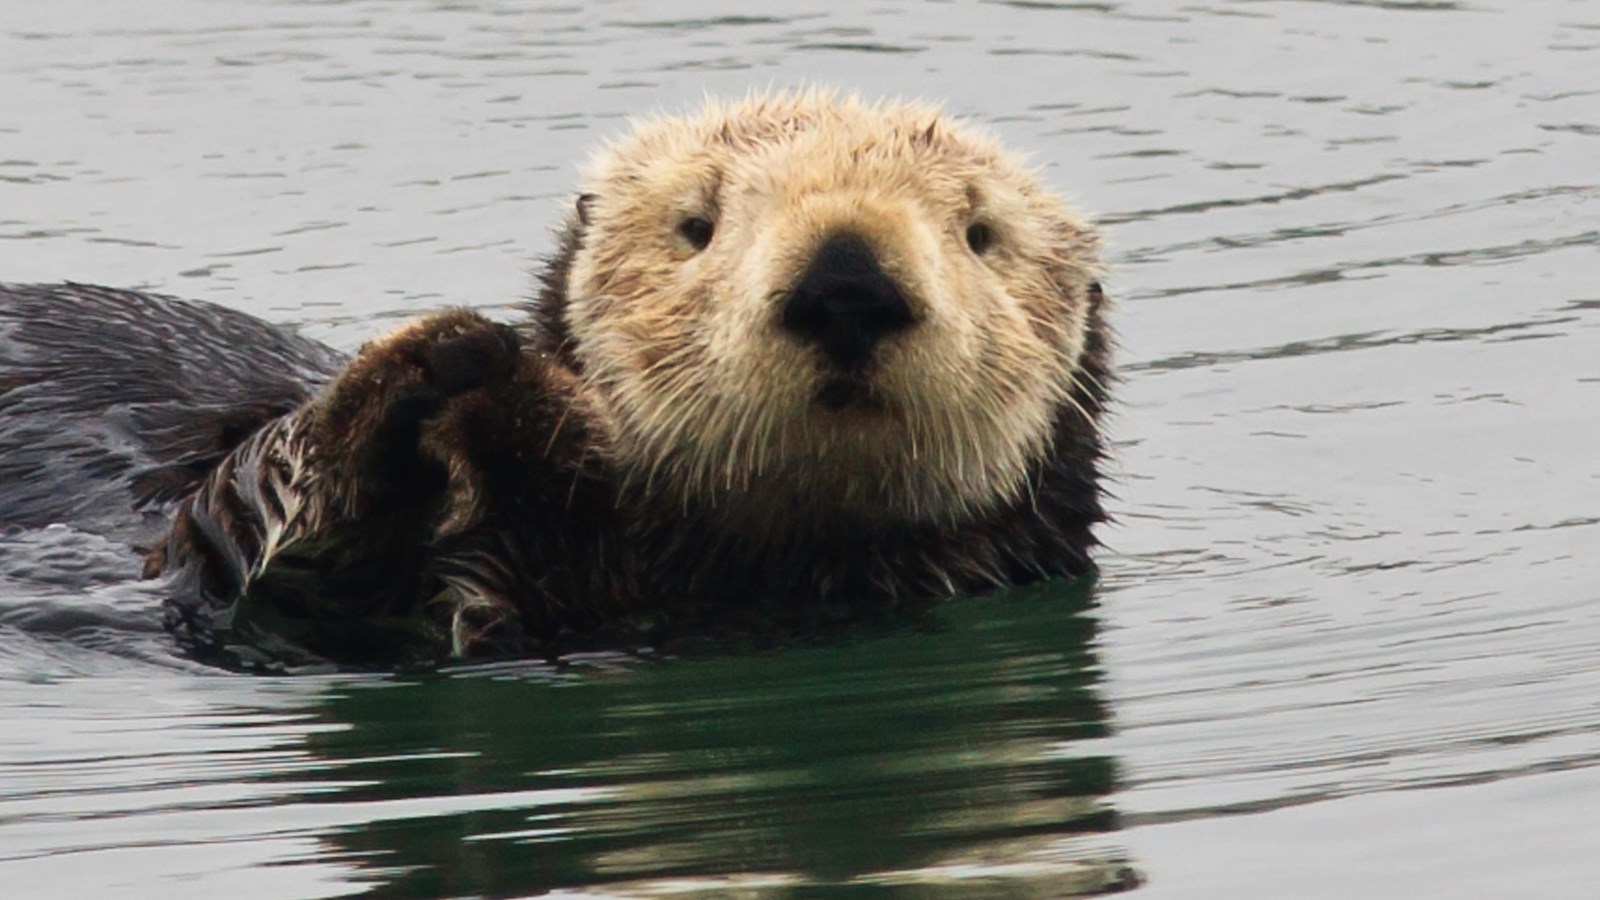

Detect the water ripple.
[{"left": 3, "top": 0, "right": 1600, "bottom": 895}]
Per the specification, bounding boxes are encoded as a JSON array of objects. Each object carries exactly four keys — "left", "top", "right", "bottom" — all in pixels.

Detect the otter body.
[
  {"left": 0, "top": 283, "right": 342, "bottom": 545},
  {"left": 3, "top": 92, "right": 1112, "bottom": 664}
]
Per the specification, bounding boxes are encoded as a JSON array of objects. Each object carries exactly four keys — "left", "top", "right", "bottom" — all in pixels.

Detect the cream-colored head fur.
[{"left": 565, "top": 89, "right": 1103, "bottom": 529}]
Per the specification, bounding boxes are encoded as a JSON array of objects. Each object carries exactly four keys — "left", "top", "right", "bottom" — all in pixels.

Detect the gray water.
[{"left": 3, "top": 1, "right": 1598, "bottom": 897}]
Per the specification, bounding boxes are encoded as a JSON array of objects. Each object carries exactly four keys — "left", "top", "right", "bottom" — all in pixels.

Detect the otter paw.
[
  {"left": 450, "top": 601, "right": 526, "bottom": 659},
  {"left": 424, "top": 321, "right": 521, "bottom": 397},
  {"left": 314, "top": 312, "right": 524, "bottom": 479}
]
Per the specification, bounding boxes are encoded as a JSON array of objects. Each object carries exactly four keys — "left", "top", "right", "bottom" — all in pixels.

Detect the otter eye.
[
  {"left": 965, "top": 222, "right": 995, "bottom": 256},
  {"left": 678, "top": 216, "right": 715, "bottom": 251}
]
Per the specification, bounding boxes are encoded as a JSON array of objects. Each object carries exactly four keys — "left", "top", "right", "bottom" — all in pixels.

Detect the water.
[{"left": 2, "top": 1, "right": 1598, "bottom": 896}]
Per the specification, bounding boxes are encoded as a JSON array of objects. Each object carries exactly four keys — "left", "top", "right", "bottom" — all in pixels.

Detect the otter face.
[{"left": 564, "top": 90, "right": 1104, "bottom": 528}]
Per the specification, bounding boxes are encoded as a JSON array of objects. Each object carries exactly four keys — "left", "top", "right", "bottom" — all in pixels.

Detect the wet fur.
[
  {"left": 0, "top": 283, "right": 342, "bottom": 549},
  {"left": 2, "top": 92, "right": 1113, "bottom": 664}
]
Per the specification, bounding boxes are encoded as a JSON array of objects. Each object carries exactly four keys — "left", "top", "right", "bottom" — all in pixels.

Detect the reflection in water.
[
  {"left": 293, "top": 579, "right": 1133, "bottom": 896},
  {"left": 0, "top": 581, "right": 1131, "bottom": 897}
]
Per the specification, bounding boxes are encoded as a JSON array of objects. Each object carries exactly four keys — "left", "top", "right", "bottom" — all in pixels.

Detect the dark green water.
[
  {"left": 3, "top": 578, "right": 1134, "bottom": 897},
  {"left": 295, "top": 580, "right": 1126, "bottom": 896}
]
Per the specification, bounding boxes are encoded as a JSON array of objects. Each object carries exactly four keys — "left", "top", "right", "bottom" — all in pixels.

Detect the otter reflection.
[{"left": 290, "top": 578, "right": 1136, "bottom": 896}]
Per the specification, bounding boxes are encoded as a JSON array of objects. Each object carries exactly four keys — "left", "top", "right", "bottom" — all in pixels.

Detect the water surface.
[{"left": 2, "top": 1, "right": 1598, "bottom": 896}]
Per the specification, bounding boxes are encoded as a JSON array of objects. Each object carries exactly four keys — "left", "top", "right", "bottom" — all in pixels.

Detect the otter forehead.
[{"left": 581, "top": 91, "right": 1039, "bottom": 210}]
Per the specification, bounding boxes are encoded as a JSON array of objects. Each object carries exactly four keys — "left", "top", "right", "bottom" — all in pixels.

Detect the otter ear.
[
  {"left": 1048, "top": 217, "right": 1104, "bottom": 290},
  {"left": 575, "top": 193, "right": 597, "bottom": 227},
  {"left": 904, "top": 118, "right": 941, "bottom": 149}
]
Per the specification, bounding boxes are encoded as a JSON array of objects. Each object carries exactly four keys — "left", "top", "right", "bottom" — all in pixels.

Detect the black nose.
[{"left": 780, "top": 232, "right": 914, "bottom": 373}]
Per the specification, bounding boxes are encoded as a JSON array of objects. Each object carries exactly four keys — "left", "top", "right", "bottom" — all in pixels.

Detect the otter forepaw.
[
  {"left": 425, "top": 321, "right": 521, "bottom": 397},
  {"left": 450, "top": 599, "right": 526, "bottom": 659},
  {"left": 318, "top": 311, "right": 522, "bottom": 437}
]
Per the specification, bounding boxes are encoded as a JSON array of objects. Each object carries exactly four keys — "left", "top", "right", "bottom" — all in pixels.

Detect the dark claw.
[
  {"left": 455, "top": 603, "right": 526, "bottom": 658},
  {"left": 426, "top": 323, "right": 521, "bottom": 396},
  {"left": 387, "top": 383, "right": 446, "bottom": 429}
]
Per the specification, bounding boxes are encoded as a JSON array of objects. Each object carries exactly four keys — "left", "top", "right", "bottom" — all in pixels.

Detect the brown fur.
[{"left": 154, "top": 90, "right": 1113, "bottom": 664}]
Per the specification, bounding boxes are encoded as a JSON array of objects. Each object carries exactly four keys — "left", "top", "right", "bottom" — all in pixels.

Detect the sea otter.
[{"left": 1, "top": 91, "right": 1111, "bottom": 665}]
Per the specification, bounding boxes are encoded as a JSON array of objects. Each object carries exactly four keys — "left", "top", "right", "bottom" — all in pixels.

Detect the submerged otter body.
[{"left": 2, "top": 92, "right": 1112, "bottom": 665}]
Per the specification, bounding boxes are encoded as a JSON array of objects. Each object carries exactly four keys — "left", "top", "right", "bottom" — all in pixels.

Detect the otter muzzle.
[{"left": 780, "top": 232, "right": 914, "bottom": 375}]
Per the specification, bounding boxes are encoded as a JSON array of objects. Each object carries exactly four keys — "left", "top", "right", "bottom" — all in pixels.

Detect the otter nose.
[{"left": 780, "top": 232, "right": 914, "bottom": 373}]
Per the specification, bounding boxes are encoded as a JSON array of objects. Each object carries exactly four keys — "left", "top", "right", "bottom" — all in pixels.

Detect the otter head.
[{"left": 560, "top": 90, "right": 1104, "bottom": 531}]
